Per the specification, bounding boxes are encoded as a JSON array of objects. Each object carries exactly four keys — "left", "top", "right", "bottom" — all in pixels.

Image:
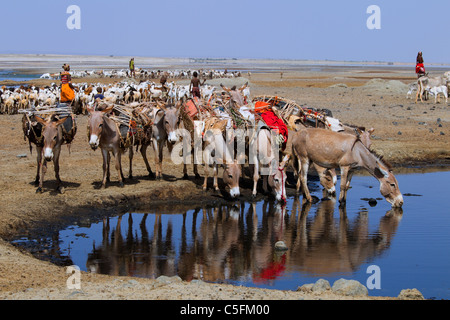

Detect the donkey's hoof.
[
  {"left": 57, "top": 186, "right": 65, "bottom": 194},
  {"left": 36, "top": 187, "right": 43, "bottom": 194},
  {"left": 119, "top": 181, "right": 124, "bottom": 188}
]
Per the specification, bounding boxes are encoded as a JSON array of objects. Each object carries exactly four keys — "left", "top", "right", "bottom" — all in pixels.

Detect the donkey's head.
[
  {"left": 374, "top": 161, "right": 403, "bottom": 208},
  {"left": 87, "top": 105, "right": 113, "bottom": 150},
  {"left": 35, "top": 115, "right": 68, "bottom": 161},
  {"left": 162, "top": 101, "right": 182, "bottom": 144},
  {"left": 268, "top": 154, "right": 290, "bottom": 203},
  {"left": 223, "top": 159, "right": 242, "bottom": 198}
]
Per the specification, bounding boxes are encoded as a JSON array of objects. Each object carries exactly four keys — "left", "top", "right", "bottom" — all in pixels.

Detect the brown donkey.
[
  {"left": 87, "top": 105, "right": 126, "bottom": 188},
  {"left": 34, "top": 115, "right": 70, "bottom": 193},
  {"left": 250, "top": 127, "right": 290, "bottom": 203},
  {"left": 202, "top": 126, "right": 242, "bottom": 198},
  {"left": 292, "top": 128, "right": 403, "bottom": 208}
]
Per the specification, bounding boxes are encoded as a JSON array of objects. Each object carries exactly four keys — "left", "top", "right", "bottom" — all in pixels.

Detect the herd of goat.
[
  {"left": 1, "top": 68, "right": 244, "bottom": 115},
  {"left": 2, "top": 67, "right": 450, "bottom": 115}
]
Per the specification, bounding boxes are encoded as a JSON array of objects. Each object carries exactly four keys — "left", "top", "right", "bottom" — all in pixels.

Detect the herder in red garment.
[{"left": 415, "top": 51, "right": 425, "bottom": 78}]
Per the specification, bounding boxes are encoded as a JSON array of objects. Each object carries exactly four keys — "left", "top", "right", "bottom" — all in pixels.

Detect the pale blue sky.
[{"left": 1, "top": 0, "right": 449, "bottom": 63}]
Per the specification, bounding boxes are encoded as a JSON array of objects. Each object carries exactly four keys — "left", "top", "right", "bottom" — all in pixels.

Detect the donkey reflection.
[
  {"left": 84, "top": 198, "right": 403, "bottom": 283},
  {"left": 284, "top": 197, "right": 403, "bottom": 276}
]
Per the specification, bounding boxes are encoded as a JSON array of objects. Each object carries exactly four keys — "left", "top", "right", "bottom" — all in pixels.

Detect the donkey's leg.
[
  {"left": 293, "top": 154, "right": 302, "bottom": 194},
  {"left": 101, "top": 149, "right": 109, "bottom": 188},
  {"left": 194, "top": 163, "right": 200, "bottom": 179},
  {"left": 338, "top": 166, "right": 350, "bottom": 206},
  {"left": 140, "top": 144, "right": 154, "bottom": 178},
  {"left": 252, "top": 161, "right": 259, "bottom": 198},
  {"left": 37, "top": 156, "right": 47, "bottom": 193},
  {"left": 202, "top": 166, "right": 209, "bottom": 191},
  {"left": 153, "top": 140, "right": 161, "bottom": 180},
  {"left": 213, "top": 164, "right": 219, "bottom": 192},
  {"left": 128, "top": 146, "right": 134, "bottom": 179},
  {"left": 115, "top": 151, "right": 124, "bottom": 187},
  {"left": 157, "top": 141, "right": 164, "bottom": 180},
  {"left": 53, "top": 146, "right": 63, "bottom": 192},
  {"left": 35, "top": 146, "right": 42, "bottom": 186},
  {"left": 106, "top": 152, "right": 111, "bottom": 183},
  {"left": 300, "top": 158, "right": 312, "bottom": 202},
  {"left": 342, "top": 169, "right": 355, "bottom": 201},
  {"left": 183, "top": 163, "right": 189, "bottom": 179},
  {"left": 262, "top": 173, "right": 269, "bottom": 194}
]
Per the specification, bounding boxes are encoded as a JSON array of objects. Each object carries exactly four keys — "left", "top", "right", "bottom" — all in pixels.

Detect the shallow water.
[
  {"left": 0, "top": 70, "right": 41, "bottom": 82},
  {"left": 12, "top": 169, "right": 450, "bottom": 299}
]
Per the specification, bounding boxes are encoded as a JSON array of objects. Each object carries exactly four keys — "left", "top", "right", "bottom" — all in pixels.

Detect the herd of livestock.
[
  {"left": 1, "top": 68, "right": 245, "bottom": 115},
  {"left": 408, "top": 70, "right": 450, "bottom": 103},
  {"left": 16, "top": 66, "right": 408, "bottom": 209}
]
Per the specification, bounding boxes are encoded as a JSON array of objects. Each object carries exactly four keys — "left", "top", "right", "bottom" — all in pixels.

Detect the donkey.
[
  {"left": 34, "top": 115, "right": 70, "bottom": 193},
  {"left": 202, "top": 125, "right": 242, "bottom": 198},
  {"left": 87, "top": 105, "right": 127, "bottom": 188},
  {"left": 291, "top": 118, "right": 374, "bottom": 197},
  {"left": 312, "top": 126, "right": 375, "bottom": 196},
  {"left": 150, "top": 102, "right": 183, "bottom": 180},
  {"left": 291, "top": 128, "right": 403, "bottom": 208},
  {"left": 250, "top": 127, "right": 290, "bottom": 203}
]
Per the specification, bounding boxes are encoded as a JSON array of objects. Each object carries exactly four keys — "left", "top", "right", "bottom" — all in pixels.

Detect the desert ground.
[{"left": 0, "top": 55, "right": 448, "bottom": 300}]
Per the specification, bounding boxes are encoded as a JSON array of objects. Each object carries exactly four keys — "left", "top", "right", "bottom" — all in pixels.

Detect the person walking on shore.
[{"left": 129, "top": 58, "right": 135, "bottom": 78}]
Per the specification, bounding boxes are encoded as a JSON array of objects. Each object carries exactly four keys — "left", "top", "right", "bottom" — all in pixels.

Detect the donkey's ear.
[
  {"left": 35, "top": 115, "right": 47, "bottom": 125},
  {"left": 54, "top": 116, "right": 68, "bottom": 126},
  {"left": 101, "top": 104, "right": 114, "bottom": 114},
  {"left": 86, "top": 105, "right": 95, "bottom": 114},
  {"left": 280, "top": 154, "right": 290, "bottom": 168},
  {"left": 374, "top": 167, "right": 389, "bottom": 179}
]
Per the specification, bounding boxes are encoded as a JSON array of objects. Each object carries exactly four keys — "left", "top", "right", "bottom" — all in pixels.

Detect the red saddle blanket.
[{"left": 255, "top": 101, "right": 288, "bottom": 150}]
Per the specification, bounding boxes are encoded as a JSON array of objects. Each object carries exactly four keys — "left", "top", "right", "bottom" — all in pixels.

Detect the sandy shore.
[{"left": 0, "top": 55, "right": 448, "bottom": 300}]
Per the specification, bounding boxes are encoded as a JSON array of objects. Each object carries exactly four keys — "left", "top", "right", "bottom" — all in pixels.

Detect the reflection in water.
[{"left": 69, "top": 196, "right": 403, "bottom": 285}]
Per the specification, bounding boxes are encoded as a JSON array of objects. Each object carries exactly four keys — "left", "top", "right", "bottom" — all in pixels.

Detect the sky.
[{"left": 1, "top": 0, "right": 449, "bottom": 64}]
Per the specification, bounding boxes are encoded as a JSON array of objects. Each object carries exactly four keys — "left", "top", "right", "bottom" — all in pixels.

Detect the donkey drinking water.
[{"left": 292, "top": 128, "right": 403, "bottom": 208}]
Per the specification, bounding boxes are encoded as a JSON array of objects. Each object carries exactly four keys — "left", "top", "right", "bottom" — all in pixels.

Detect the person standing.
[
  {"left": 60, "top": 64, "right": 75, "bottom": 104},
  {"left": 129, "top": 58, "right": 135, "bottom": 78},
  {"left": 415, "top": 52, "right": 425, "bottom": 78},
  {"left": 189, "top": 71, "right": 205, "bottom": 98}
]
